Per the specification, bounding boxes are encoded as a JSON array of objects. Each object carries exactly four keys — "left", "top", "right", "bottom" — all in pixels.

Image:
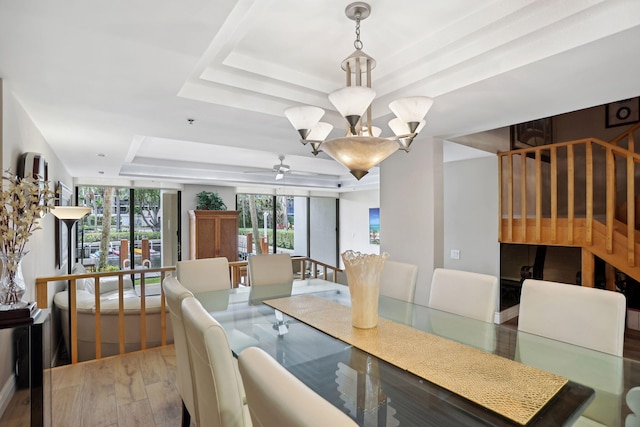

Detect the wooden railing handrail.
[
  {"left": 498, "top": 136, "right": 640, "bottom": 163},
  {"left": 228, "top": 256, "right": 343, "bottom": 286}
]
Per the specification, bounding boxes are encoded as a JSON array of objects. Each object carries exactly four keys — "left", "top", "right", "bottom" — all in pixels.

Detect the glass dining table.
[{"left": 193, "top": 279, "right": 639, "bottom": 427}]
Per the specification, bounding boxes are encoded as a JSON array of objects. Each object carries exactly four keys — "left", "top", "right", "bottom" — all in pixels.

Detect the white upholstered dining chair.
[
  {"left": 379, "top": 260, "right": 418, "bottom": 303},
  {"left": 238, "top": 346, "right": 358, "bottom": 427},
  {"left": 517, "top": 279, "right": 626, "bottom": 426},
  {"left": 518, "top": 278, "right": 626, "bottom": 356},
  {"left": 162, "top": 276, "right": 197, "bottom": 427},
  {"left": 182, "top": 297, "right": 251, "bottom": 427},
  {"left": 247, "top": 253, "right": 293, "bottom": 286},
  {"left": 177, "top": 257, "right": 231, "bottom": 292},
  {"left": 428, "top": 268, "right": 499, "bottom": 323}
]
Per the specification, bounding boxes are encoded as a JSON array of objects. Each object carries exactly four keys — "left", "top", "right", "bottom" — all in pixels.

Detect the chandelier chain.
[{"left": 354, "top": 14, "right": 363, "bottom": 50}]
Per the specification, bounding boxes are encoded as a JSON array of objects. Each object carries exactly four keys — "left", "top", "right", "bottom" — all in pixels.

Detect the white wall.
[
  {"left": 1, "top": 81, "right": 73, "bottom": 400},
  {"left": 443, "top": 156, "right": 500, "bottom": 277},
  {"left": 339, "top": 189, "right": 380, "bottom": 264},
  {"left": 180, "top": 184, "right": 236, "bottom": 260},
  {"left": 380, "top": 136, "right": 444, "bottom": 306}
]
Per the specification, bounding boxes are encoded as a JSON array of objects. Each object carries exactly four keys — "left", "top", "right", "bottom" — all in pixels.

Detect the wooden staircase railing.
[{"left": 499, "top": 122, "right": 640, "bottom": 286}]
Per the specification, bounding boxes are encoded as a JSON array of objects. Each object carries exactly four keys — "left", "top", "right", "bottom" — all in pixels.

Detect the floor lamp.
[{"left": 50, "top": 206, "right": 91, "bottom": 363}]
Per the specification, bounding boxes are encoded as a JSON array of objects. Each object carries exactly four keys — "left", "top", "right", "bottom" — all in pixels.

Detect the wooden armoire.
[{"left": 188, "top": 210, "right": 240, "bottom": 261}]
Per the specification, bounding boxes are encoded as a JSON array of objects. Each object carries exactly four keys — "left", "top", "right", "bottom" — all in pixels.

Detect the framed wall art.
[
  {"left": 605, "top": 97, "right": 640, "bottom": 128},
  {"left": 510, "top": 118, "right": 553, "bottom": 150},
  {"left": 369, "top": 208, "right": 380, "bottom": 245}
]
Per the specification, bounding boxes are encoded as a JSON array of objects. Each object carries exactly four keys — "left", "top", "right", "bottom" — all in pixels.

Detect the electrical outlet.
[{"left": 450, "top": 249, "right": 460, "bottom": 260}]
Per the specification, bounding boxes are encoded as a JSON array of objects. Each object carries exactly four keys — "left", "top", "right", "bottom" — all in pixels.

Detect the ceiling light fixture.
[{"left": 284, "top": 2, "right": 433, "bottom": 180}]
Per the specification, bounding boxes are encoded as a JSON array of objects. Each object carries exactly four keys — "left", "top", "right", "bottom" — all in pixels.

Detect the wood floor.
[
  {"left": 3, "top": 325, "right": 640, "bottom": 426},
  {"left": 1, "top": 345, "right": 193, "bottom": 427}
]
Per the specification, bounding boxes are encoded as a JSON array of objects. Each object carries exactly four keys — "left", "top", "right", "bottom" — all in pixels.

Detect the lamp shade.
[
  {"left": 284, "top": 106, "right": 325, "bottom": 139},
  {"left": 306, "top": 122, "right": 334, "bottom": 141},
  {"left": 50, "top": 206, "right": 91, "bottom": 220},
  {"left": 389, "top": 96, "right": 434, "bottom": 123},
  {"left": 388, "top": 118, "right": 426, "bottom": 136},
  {"left": 321, "top": 136, "right": 399, "bottom": 180},
  {"left": 328, "top": 86, "right": 376, "bottom": 120}
]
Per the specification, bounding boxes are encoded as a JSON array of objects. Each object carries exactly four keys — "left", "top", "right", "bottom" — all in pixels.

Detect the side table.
[{"left": 0, "top": 308, "right": 50, "bottom": 427}]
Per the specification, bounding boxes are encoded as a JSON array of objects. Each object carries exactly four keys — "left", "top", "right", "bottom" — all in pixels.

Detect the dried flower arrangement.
[{"left": 0, "top": 170, "right": 56, "bottom": 306}]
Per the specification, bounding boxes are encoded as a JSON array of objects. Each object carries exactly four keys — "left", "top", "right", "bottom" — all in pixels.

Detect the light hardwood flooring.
[{"left": 1, "top": 345, "right": 194, "bottom": 427}]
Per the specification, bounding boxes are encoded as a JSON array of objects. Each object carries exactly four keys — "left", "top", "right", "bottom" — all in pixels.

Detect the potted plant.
[{"left": 195, "top": 191, "right": 227, "bottom": 211}]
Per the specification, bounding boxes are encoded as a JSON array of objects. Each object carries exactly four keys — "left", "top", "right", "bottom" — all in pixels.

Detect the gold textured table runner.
[{"left": 265, "top": 295, "right": 567, "bottom": 425}]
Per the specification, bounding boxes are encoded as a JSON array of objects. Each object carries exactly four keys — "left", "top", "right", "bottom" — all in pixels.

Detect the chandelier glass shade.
[{"left": 284, "top": 2, "right": 433, "bottom": 180}]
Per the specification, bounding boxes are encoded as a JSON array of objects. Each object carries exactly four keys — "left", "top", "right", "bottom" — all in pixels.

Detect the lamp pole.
[{"left": 51, "top": 206, "right": 91, "bottom": 363}]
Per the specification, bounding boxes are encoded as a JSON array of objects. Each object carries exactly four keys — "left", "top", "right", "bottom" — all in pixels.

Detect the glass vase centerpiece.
[
  {"left": 0, "top": 171, "right": 56, "bottom": 309},
  {"left": 341, "top": 250, "right": 389, "bottom": 329}
]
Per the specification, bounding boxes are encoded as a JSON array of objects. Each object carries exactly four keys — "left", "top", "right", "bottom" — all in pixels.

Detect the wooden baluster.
[
  {"left": 498, "top": 155, "right": 503, "bottom": 241},
  {"left": 535, "top": 150, "right": 542, "bottom": 243},
  {"left": 629, "top": 157, "right": 636, "bottom": 266},
  {"left": 140, "top": 272, "right": 147, "bottom": 350},
  {"left": 520, "top": 153, "right": 527, "bottom": 242},
  {"left": 586, "top": 142, "right": 593, "bottom": 245},
  {"left": 95, "top": 277, "right": 102, "bottom": 359},
  {"left": 70, "top": 278, "right": 79, "bottom": 364},
  {"left": 119, "top": 275, "right": 126, "bottom": 355},
  {"left": 507, "top": 154, "right": 513, "bottom": 241},
  {"left": 567, "top": 145, "right": 575, "bottom": 244},
  {"left": 606, "top": 147, "right": 615, "bottom": 253},
  {"left": 551, "top": 146, "right": 558, "bottom": 243},
  {"left": 160, "top": 270, "right": 167, "bottom": 345}
]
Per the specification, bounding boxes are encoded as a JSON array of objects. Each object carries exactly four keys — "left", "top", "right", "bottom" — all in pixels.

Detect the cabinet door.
[
  {"left": 196, "top": 217, "right": 216, "bottom": 259},
  {"left": 218, "top": 216, "right": 238, "bottom": 261}
]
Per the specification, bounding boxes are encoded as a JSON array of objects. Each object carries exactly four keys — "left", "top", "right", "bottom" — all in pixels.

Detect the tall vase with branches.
[{"left": 0, "top": 171, "right": 56, "bottom": 308}]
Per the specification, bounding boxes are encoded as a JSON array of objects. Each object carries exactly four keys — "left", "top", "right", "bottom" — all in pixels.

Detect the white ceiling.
[{"left": 1, "top": 0, "right": 640, "bottom": 192}]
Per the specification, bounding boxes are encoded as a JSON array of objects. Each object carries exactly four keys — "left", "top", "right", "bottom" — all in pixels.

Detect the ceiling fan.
[{"left": 272, "top": 155, "right": 290, "bottom": 180}]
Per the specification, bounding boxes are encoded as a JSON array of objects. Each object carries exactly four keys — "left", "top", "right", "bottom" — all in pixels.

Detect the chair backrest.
[
  {"left": 248, "top": 253, "right": 293, "bottom": 286},
  {"left": 238, "top": 347, "right": 358, "bottom": 427},
  {"left": 428, "top": 268, "right": 498, "bottom": 323},
  {"left": 177, "top": 257, "right": 231, "bottom": 292},
  {"left": 379, "top": 260, "right": 418, "bottom": 303},
  {"left": 161, "top": 276, "right": 197, "bottom": 425},
  {"left": 182, "top": 297, "right": 250, "bottom": 427},
  {"left": 518, "top": 279, "right": 626, "bottom": 356}
]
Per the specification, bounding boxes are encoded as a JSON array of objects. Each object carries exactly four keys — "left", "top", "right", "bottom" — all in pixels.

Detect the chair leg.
[{"left": 181, "top": 401, "right": 191, "bottom": 427}]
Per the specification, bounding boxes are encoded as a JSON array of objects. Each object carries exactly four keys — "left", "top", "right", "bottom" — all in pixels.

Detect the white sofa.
[{"left": 54, "top": 265, "right": 173, "bottom": 362}]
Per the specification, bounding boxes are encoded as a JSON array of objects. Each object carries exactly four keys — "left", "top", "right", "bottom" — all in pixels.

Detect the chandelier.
[{"left": 284, "top": 2, "right": 433, "bottom": 180}]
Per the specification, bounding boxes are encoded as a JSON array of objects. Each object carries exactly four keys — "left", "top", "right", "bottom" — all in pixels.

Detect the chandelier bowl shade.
[
  {"left": 284, "top": 106, "right": 324, "bottom": 139},
  {"left": 321, "top": 136, "right": 399, "bottom": 180}
]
